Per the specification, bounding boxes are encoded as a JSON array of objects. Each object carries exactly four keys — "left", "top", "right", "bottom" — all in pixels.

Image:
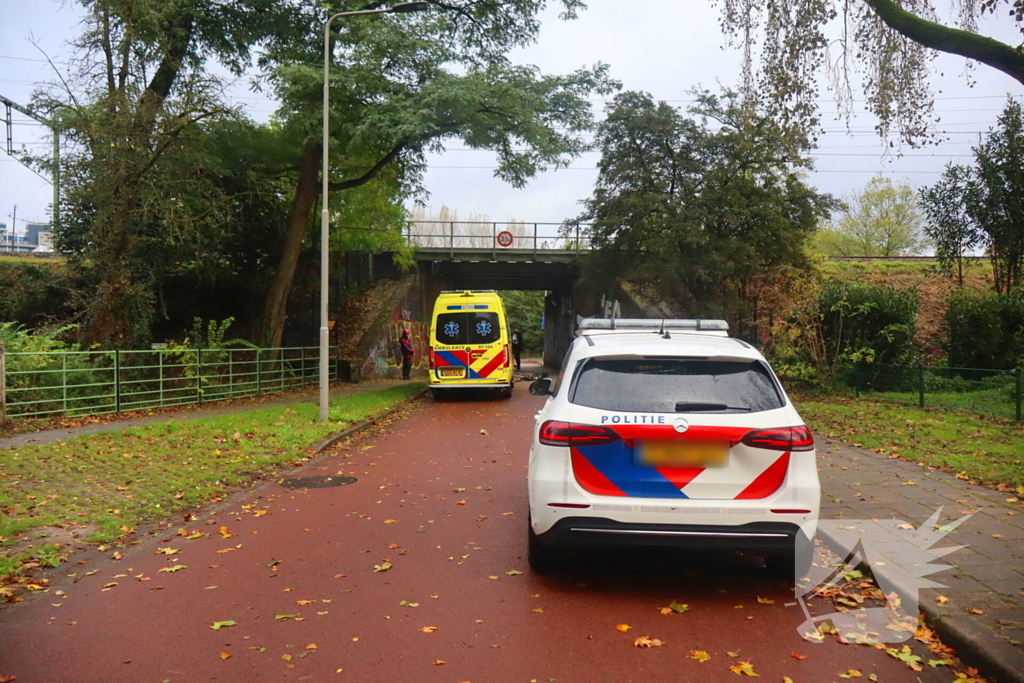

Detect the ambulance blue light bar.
[{"left": 578, "top": 319, "right": 729, "bottom": 333}]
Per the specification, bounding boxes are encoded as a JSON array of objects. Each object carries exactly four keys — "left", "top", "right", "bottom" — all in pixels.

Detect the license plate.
[
  {"left": 439, "top": 368, "right": 465, "bottom": 378},
  {"left": 635, "top": 440, "right": 728, "bottom": 468}
]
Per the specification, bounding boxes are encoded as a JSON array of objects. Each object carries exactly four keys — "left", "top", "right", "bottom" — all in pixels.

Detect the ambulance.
[{"left": 428, "top": 290, "right": 514, "bottom": 399}]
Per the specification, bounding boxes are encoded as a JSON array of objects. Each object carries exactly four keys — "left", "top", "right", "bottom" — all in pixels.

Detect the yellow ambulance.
[{"left": 429, "top": 290, "right": 514, "bottom": 399}]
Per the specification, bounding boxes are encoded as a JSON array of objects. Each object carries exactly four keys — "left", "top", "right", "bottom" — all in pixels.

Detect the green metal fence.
[
  {"left": 849, "top": 363, "right": 1023, "bottom": 422},
  {"left": 1, "top": 346, "right": 336, "bottom": 421}
]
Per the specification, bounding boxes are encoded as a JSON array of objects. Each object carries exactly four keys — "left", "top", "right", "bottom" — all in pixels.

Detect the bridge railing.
[{"left": 403, "top": 221, "right": 591, "bottom": 257}]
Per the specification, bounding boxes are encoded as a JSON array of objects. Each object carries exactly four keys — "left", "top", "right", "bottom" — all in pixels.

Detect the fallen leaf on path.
[
  {"left": 387, "top": 544, "right": 400, "bottom": 549},
  {"left": 615, "top": 624, "right": 632, "bottom": 632},
  {"left": 219, "top": 652, "right": 231, "bottom": 660},
  {"left": 456, "top": 500, "right": 466, "bottom": 505},
  {"left": 838, "top": 670, "right": 862, "bottom": 678},
  {"left": 487, "top": 575, "right": 499, "bottom": 580},
  {"left": 433, "top": 660, "right": 445, "bottom": 665},
  {"left": 275, "top": 614, "right": 298, "bottom": 620},
  {"left": 531, "top": 608, "right": 544, "bottom": 613},
  {"left": 210, "top": 621, "right": 236, "bottom": 630},
  {"left": 756, "top": 596, "right": 774, "bottom": 605},
  {"left": 936, "top": 595, "right": 949, "bottom": 604},
  {"left": 155, "top": 548, "right": 180, "bottom": 555},
  {"left": 384, "top": 519, "right": 398, "bottom": 524},
  {"left": 158, "top": 565, "right": 187, "bottom": 573},
  {"left": 688, "top": 650, "right": 711, "bottom": 662},
  {"left": 506, "top": 570, "right": 523, "bottom": 576},
  {"left": 218, "top": 526, "right": 232, "bottom": 538},
  {"left": 374, "top": 562, "right": 392, "bottom": 573},
  {"left": 295, "top": 600, "right": 315, "bottom": 606},
  {"left": 790, "top": 652, "right": 808, "bottom": 660},
  {"left": 305, "top": 644, "right": 317, "bottom": 650},
  {"left": 665, "top": 600, "right": 688, "bottom": 614},
  {"left": 970, "top": 608, "right": 984, "bottom": 615},
  {"left": 728, "top": 661, "right": 759, "bottom": 676},
  {"left": 634, "top": 636, "right": 664, "bottom": 648},
  {"left": 421, "top": 626, "right": 438, "bottom": 633}
]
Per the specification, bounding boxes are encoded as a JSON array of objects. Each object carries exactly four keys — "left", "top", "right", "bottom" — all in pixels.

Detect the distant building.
[{"left": 0, "top": 221, "right": 53, "bottom": 253}]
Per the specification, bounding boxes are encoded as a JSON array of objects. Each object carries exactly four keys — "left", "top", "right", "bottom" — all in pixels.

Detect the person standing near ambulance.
[
  {"left": 400, "top": 329, "right": 415, "bottom": 380},
  {"left": 510, "top": 328, "right": 523, "bottom": 371}
]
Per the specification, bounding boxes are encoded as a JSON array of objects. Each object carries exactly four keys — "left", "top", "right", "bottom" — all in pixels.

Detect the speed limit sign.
[{"left": 496, "top": 230, "right": 514, "bottom": 248}]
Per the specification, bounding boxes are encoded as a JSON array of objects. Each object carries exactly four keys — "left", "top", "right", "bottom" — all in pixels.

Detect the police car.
[{"left": 526, "top": 319, "right": 819, "bottom": 576}]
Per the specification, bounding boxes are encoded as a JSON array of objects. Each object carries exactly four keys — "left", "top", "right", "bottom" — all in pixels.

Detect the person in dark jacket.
[
  {"left": 400, "top": 329, "right": 414, "bottom": 380},
  {"left": 510, "top": 328, "right": 523, "bottom": 371}
]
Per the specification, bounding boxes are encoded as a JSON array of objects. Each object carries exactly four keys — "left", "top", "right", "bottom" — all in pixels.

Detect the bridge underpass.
[
  {"left": 415, "top": 249, "right": 581, "bottom": 368},
  {"left": 403, "top": 221, "right": 652, "bottom": 367},
  {"left": 340, "top": 222, "right": 648, "bottom": 379}
]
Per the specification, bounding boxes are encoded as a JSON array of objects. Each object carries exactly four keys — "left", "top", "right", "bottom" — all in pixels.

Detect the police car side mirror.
[{"left": 529, "top": 378, "right": 553, "bottom": 396}]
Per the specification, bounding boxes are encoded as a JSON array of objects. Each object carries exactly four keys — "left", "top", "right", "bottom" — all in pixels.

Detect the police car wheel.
[
  {"left": 500, "top": 386, "right": 513, "bottom": 399},
  {"left": 430, "top": 388, "right": 445, "bottom": 401},
  {"left": 527, "top": 521, "right": 564, "bottom": 573}
]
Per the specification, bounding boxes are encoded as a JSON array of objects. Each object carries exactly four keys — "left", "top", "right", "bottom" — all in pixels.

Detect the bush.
[
  {"left": 766, "top": 279, "right": 918, "bottom": 387},
  {"left": 818, "top": 280, "right": 919, "bottom": 366},
  {"left": 944, "top": 290, "right": 1024, "bottom": 370}
]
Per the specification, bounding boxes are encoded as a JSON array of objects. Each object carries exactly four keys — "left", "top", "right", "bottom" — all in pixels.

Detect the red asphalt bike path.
[{"left": 0, "top": 387, "right": 962, "bottom": 682}]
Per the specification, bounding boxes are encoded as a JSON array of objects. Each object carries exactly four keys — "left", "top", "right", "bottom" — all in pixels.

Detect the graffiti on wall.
[{"left": 360, "top": 302, "right": 430, "bottom": 379}]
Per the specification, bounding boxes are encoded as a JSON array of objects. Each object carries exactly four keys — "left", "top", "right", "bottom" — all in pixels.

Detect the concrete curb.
[
  {"left": 817, "top": 526, "right": 1024, "bottom": 683},
  {"left": 308, "top": 386, "right": 429, "bottom": 453}
]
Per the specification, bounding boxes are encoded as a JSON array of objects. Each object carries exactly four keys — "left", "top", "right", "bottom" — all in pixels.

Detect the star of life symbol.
[
  {"left": 790, "top": 507, "right": 973, "bottom": 644},
  {"left": 444, "top": 321, "right": 459, "bottom": 337},
  {"left": 476, "top": 320, "right": 492, "bottom": 336}
]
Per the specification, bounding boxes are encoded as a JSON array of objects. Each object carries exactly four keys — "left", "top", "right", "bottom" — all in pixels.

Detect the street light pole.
[{"left": 320, "top": 2, "right": 428, "bottom": 421}]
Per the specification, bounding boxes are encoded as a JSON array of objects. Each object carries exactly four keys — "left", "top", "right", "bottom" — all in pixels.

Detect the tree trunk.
[{"left": 260, "top": 140, "right": 321, "bottom": 350}]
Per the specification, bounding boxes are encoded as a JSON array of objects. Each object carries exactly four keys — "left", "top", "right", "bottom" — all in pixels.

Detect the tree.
[
  {"left": 718, "top": 0, "right": 1024, "bottom": 144},
  {"left": 256, "top": 1, "right": 617, "bottom": 349},
  {"left": 920, "top": 99, "right": 1024, "bottom": 293},
  {"left": 919, "top": 165, "right": 982, "bottom": 287},
  {"left": 38, "top": 0, "right": 301, "bottom": 347},
  {"left": 575, "top": 90, "right": 836, "bottom": 320},
  {"left": 813, "top": 176, "right": 929, "bottom": 257}
]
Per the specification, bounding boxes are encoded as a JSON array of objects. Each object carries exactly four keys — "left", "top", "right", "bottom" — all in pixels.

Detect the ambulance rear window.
[
  {"left": 568, "top": 358, "right": 784, "bottom": 413},
  {"left": 435, "top": 312, "right": 501, "bottom": 345}
]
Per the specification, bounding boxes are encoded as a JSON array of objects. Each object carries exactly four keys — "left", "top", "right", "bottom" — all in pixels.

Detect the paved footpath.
[
  {"left": 818, "top": 436, "right": 1024, "bottom": 681},
  {"left": 0, "top": 386, "right": 978, "bottom": 683},
  {"left": 0, "top": 379, "right": 411, "bottom": 450}
]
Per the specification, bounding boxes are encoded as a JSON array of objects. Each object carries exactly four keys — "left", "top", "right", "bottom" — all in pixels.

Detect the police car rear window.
[
  {"left": 568, "top": 358, "right": 784, "bottom": 413},
  {"left": 435, "top": 312, "right": 501, "bottom": 345}
]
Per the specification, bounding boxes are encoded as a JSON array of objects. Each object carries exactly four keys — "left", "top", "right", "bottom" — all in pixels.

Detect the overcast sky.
[{"left": 2, "top": 1, "right": 1022, "bottom": 231}]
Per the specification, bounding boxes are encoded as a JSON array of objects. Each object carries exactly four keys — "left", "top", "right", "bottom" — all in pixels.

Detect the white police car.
[{"left": 526, "top": 319, "right": 819, "bottom": 576}]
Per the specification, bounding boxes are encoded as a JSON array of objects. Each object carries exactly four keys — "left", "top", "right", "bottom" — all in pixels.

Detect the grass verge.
[
  {"left": 0, "top": 383, "right": 425, "bottom": 583},
  {"left": 795, "top": 394, "right": 1024, "bottom": 492}
]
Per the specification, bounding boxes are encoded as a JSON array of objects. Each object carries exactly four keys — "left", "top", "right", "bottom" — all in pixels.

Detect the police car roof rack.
[{"left": 577, "top": 318, "right": 729, "bottom": 337}]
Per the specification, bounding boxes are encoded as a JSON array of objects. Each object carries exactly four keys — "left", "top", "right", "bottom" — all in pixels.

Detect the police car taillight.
[
  {"left": 741, "top": 426, "right": 814, "bottom": 452},
  {"left": 539, "top": 421, "right": 620, "bottom": 447},
  {"left": 428, "top": 348, "right": 435, "bottom": 371}
]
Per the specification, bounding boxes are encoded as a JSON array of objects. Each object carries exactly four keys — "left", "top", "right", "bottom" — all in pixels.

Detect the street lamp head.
[{"left": 389, "top": 2, "right": 429, "bottom": 12}]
